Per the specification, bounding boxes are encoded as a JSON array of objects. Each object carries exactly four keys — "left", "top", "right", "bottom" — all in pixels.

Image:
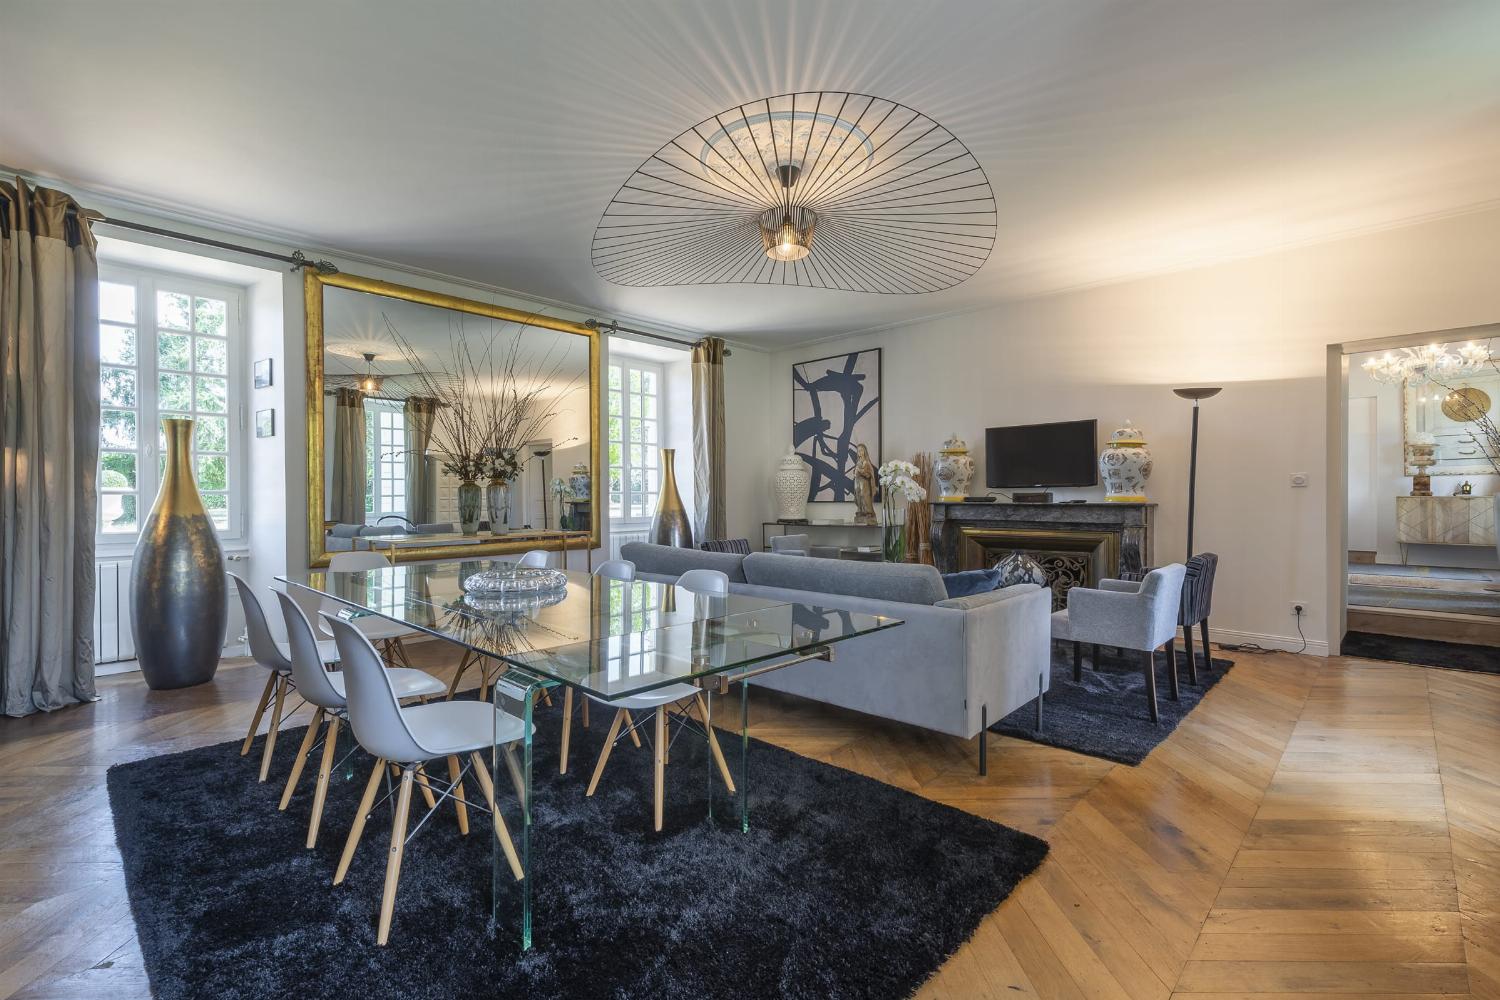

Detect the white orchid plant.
[{"left": 876, "top": 459, "right": 927, "bottom": 561}]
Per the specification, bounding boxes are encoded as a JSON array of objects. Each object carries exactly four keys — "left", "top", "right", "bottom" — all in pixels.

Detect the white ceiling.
[{"left": 4, "top": 0, "right": 1498, "bottom": 348}]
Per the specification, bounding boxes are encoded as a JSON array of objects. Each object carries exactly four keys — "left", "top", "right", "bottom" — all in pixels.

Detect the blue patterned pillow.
[{"left": 941, "top": 568, "right": 1002, "bottom": 598}]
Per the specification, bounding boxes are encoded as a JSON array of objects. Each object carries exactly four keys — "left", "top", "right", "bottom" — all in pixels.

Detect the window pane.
[
  {"left": 644, "top": 446, "right": 658, "bottom": 468},
  {"left": 158, "top": 333, "right": 191, "bottom": 371},
  {"left": 628, "top": 417, "right": 642, "bottom": 442},
  {"left": 100, "top": 324, "right": 136, "bottom": 365},
  {"left": 608, "top": 472, "right": 623, "bottom": 492},
  {"left": 643, "top": 419, "right": 657, "bottom": 444},
  {"left": 607, "top": 442, "right": 621, "bottom": 467},
  {"left": 100, "top": 452, "right": 137, "bottom": 489},
  {"left": 628, "top": 443, "right": 642, "bottom": 467},
  {"left": 101, "top": 367, "right": 137, "bottom": 407},
  {"left": 641, "top": 370, "right": 657, "bottom": 394},
  {"left": 157, "top": 291, "right": 191, "bottom": 330},
  {"left": 195, "top": 376, "right": 227, "bottom": 413},
  {"left": 195, "top": 336, "right": 227, "bottom": 374},
  {"left": 608, "top": 416, "right": 622, "bottom": 440},
  {"left": 647, "top": 468, "right": 660, "bottom": 494},
  {"left": 158, "top": 373, "right": 191, "bottom": 411},
  {"left": 201, "top": 491, "right": 228, "bottom": 528},
  {"left": 195, "top": 415, "right": 228, "bottom": 452},
  {"left": 628, "top": 369, "right": 641, "bottom": 392},
  {"left": 608, "top": 390, "right": 622, "bottom": 416},
  {"left": 101, "top": 409, "right": 137, "bottom": 448},
  {"left": 197, "top": 455, "right": 228, "bottom": 491},
  {"left": 100, "top": 493, "right": 137, "bottom": 533},
  {"left": 608, "top": 366, "right": 622, "bottom": 390},
  {"left": 642, "top": 395, "right": 657, "bottom": 419},
  {"left": 100, "top": 282, "right": 135, "bottom": 324},
  {"left": 194, "top": 297, "right": 227, "bottom": 336}
]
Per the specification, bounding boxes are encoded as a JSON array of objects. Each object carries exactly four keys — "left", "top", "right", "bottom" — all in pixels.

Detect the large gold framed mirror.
[{"left": 305, "top": 271, "right": 599, "bottom": 566}]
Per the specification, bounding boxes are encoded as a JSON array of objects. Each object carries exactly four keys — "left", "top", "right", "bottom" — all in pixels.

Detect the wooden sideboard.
[{"left": 1395, "top": 495, "right": 1496, "bottom": 561}]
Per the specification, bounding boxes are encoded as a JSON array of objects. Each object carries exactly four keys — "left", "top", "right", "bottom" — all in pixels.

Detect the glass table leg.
[
  {"left": 491, "top": 667, "right": 548, "bottom": 952},
  {"left": 738, "top": 678, "right": 750, "bottom": 834}
]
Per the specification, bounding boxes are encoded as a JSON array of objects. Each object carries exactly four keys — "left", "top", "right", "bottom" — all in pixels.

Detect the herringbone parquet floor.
[{"left": 1, "top": 642, "right": 1497, "bottom": 998}]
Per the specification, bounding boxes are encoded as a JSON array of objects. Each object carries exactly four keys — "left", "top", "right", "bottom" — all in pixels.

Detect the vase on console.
[
  {"left": 457, "top": 481, "right": 482, "bottom": 535},
  {"left": 651, "top": 447, "right": 693, "bottom": 547},
  {"left": 130, "top": 417, "right": 226, "bottom": 690},
  {"left": 773, "top": 445, "right": 811, "bottom": 522},
  {"left": 932, "top": 434, "right": 975, "bottom": 502},
  {"left": 485, "top": 478, "right": 511, "bottom": 535}
]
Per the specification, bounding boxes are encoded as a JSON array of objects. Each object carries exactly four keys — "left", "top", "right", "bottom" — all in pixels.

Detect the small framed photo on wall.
[
  {"left": 253, "top": 358, "right": 273, "bottom": 389},
  {"left": 255, "top": 409, "right": 275, "bottom": 438}
]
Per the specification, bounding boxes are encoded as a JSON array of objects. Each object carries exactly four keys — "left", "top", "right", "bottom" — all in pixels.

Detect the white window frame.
[
  {"left": 365, "top": 400, "right": 407, "bottom": 523},
  {"left": 96, "top": 262, "right": 247, "bottom": 552},
  {"left": 606, "top": 359, "right": 665, "bottom": 527}
]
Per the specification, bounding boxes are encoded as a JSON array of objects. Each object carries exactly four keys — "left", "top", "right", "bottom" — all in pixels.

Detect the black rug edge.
[
  {"left": 1342, "top": 629, "right": 1500, "bottom": 675},
  {"left": 987, "top": 653, "right": 1236, "bottom": 768},
  {"left": 105, "top": 726, "right": 1052, "bottom": 998}
]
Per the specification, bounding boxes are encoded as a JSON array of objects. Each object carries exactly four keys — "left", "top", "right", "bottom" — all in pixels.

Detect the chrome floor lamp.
[{"left": 1173, "top": 387, "right": 1222, "bottom": 556}]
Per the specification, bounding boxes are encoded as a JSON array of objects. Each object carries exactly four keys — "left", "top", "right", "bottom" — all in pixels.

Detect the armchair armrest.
[
  {"left": 1097, "top": 579, "right": 1142, "bottom": 594},
  {"left": 1065, "top": 586, "right": 1154, "bottom": 650}
]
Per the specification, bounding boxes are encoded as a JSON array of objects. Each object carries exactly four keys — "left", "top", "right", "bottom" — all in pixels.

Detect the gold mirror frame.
[{"left": 304, "top": 271, "right": 600, "bottom": 567}]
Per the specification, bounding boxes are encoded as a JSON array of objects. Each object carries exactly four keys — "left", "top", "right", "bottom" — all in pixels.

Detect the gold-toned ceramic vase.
[
  {"left": 130, "top": 417, "right": 227, "bottom": 689},
  {"left": 650, "top": 447, "right": 694, "bottom": 548}
]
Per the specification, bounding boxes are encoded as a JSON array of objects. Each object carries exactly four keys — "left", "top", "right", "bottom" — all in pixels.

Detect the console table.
[
  {"left": 1395, "top": 495, "right": 1496, "bottom": 563},
  {"left": 931, "top": 501, "right": 1155, "bottom": 609}
]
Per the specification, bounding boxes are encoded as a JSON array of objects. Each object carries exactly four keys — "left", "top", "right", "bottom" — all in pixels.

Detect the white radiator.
[
  {"left": 609, "top": 527, "right": 650, "bottom": 560},
  {"left": 93, "top": 553, "right": 249, "bottom": 665}
]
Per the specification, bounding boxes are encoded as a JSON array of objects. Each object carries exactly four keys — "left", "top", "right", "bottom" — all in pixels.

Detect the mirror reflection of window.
[{"left": 364, "top": 401, "right": 407, "bottom": 523}]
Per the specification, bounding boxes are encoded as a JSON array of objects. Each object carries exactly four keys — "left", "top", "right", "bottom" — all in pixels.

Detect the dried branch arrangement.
[
  {"left": 905, "top": 451, "right": 934, "bottom": 564},
  {"left": 381, "top": 311, "right": 585, "bottom": 482}
]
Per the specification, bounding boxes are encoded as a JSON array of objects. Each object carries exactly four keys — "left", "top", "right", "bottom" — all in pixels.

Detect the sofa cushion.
[
  {"left": 941, "top": 568, "right": 1002, "bottom": 598},
  {"left": 935, "top": 582, "right": 1044, "bottom": 611},
  {"left": 741, "top": 552, "right": 948, "bottom": 606},
  {"left": 618, "top": 541, "right": 748, "bottom": 582}
]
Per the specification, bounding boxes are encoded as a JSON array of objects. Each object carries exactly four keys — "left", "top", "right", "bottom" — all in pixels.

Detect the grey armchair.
[
  {"left": 769, "top": 533, "right": 810, "bottom": 556},
  {"left": 1050, "top": 564, "right": 1187, "bottom": 722}
]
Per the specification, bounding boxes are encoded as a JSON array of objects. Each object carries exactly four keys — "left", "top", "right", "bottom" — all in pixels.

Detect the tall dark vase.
[
  {"left": 130, "top": 417, "right": 227, "bottom": 690},
  {"left": 650, "top": 447, "right": 694, "bottom": 548}
]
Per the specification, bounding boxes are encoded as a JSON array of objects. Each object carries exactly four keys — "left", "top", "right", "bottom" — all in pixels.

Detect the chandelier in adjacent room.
[
  {"left": 591, "top": 92, "right": 996, "bottom": 293},
  {"left": 1361, "top": 342, "right": 1489, "bottom": 385}
]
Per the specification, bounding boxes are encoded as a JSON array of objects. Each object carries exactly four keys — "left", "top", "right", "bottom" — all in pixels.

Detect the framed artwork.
[
  {"left": 792, "top": 347, "right": 881, "bottom": 502},
  {"left": 255, "top": 409, "right": 275, "bottom": 438},
  {"left": 253, "top": 358, "right": 273, "bottom": 388}
]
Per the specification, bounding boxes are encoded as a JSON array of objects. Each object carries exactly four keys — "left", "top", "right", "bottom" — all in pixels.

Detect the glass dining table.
[{"left": 280, "top": 558, "right": 901, "bottom": 950}]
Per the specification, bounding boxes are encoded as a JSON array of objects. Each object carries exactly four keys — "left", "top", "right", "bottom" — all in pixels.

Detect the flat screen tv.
[{"left": 985, "top": 419, "right": 1098, "bottom": 488}]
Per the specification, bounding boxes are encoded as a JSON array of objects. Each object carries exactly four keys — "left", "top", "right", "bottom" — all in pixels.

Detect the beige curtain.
[
  {"left": 691, "top": 336, "right": 727, "bottom": 542},
  {"left": 330, "top": 387, "right": 366, "bottom": 524},
  {"left": 1, "top": 178, "right": 100, "bottom": 716},
  {"left": 403, "top": 396, "right": 438, "bottom": 522}
]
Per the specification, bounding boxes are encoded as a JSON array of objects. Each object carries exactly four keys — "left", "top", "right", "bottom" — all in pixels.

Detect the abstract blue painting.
[{"left": 792, "top": 348, "right": 881, "bottom": 502}]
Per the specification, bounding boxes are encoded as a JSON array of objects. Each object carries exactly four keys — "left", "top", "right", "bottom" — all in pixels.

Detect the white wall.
[{"left": 763, "top": 205, "right": 1500, "bottom": 654}]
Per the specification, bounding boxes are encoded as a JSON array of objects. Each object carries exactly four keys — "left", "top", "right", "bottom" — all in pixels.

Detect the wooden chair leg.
[
  {"left": 581, "top": 696, "right": 589, "bottom": 728},
  {"left": 391, "top": 637, "right": 415, "bottom": 670},
  {"left": 258, "top": 675, "right": 289, "bottom": 783},
  {"left": 653, "top": 707, "right": 667, "bottom": 832},
  {"left": 1072, "top": 641, "right": 1082, "bottom": 682},
  {"left": 376, "top": 768, "right": 415, "bottom": 946},
  {"left": 307, "top": 717, "right": 340, "bottom": 849},
  {"left": 447, "top": 755, "right": 469, "bottom": 835},
  {"left": 1182, "top": 623, "right": 1198, "bottom": 684},
  {"left": 446, "top": 650, "right": 474, "bottom": 700},
  {"left": 279, "top": 707, "right": 325, "bottom": 810},
  {"left": 471, "top": 751, "right": 523, "bottom": 880},
  {"left": 502, "top": 744, "right": 528, "bottom": 810},
  {"left": 1166, "top": 642, "right": 1181, "bottom": 701},
  {"left": 695, "top": 693, "right": 736, "bottom": 793},
  {"left": 335, "top": 758, "right": 387, "bottom": 884},
  {"left": 242, "top": 670, "right": 278, "bottom": 755},
  {"left": 413, "top": 765, "right": 439, "bottom": 811},
  {"left": 1141, "top": 649, "right": 1160, "bottom": 723},
  {"left": 623, "top": 709, "right": 642, "bottom": 748},
  {"left": 587, "top": 709, "right": 626, "bottom": 796},
  {"left": 1200, "top": 618, "right": 1213, "bottom": 669},
  {"left": 559, "top": 687, "right": 574, "bottom": 775}
]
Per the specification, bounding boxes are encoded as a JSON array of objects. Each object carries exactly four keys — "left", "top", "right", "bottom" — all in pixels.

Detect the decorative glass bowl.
[
  {"left": 461, "top": 588, "right": 567, "bottom": 617},
  {"left": 461, "top": 564, "right": 568, "bottom": 596}
]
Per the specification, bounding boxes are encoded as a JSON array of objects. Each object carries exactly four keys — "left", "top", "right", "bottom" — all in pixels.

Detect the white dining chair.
[
  {"left": 584, "top": 568, "right": 736, "bottom": 831},
  {"left": 323, "top": 613, "right": 530, "bottom": 946},
  {"left": 230, "top": 573, "right": 339, "bottom": 783},
  {"left": 593, "top": 558, "right": 635, "bottom": 581},
  {"left": 275, "top": 592, "right": 446, "bottom": 848},
  {"left": 324, "top": 550, "right": 423, "bottom": 669},
  {"left": 556, "top": 558, "right": 638, "bottom": 775},
  {"left": 517, "top": 549, "right": 551, "bottom": 569}
]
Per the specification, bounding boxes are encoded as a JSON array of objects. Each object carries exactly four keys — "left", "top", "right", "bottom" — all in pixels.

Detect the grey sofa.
[{"left": 619, "top": 542, "right": 1052, "bottom": 773}]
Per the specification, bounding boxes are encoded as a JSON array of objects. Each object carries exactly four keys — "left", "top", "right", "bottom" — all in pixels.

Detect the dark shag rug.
[
  {"left": 1342, "top": 629, "right": 1500, "bottom": 674},
  {"left": 991, "top": 644, "right": 1235, "bottom": 766},
  {"left": 108, "top": 704, "right": 1048, "bottom": 1000}
]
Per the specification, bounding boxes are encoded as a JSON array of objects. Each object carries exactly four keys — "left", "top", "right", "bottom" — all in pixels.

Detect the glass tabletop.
[{"left": 278, "top": 559, "right": 900, "bottom": 700}]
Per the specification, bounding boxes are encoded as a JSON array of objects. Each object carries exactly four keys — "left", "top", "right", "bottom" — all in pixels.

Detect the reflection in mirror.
[
  {"left": 316, "top": 278, "right": 594, "bottom": 562},
  {"left": 1400, "top": 343, "right": 1500, "bottom": 476}
]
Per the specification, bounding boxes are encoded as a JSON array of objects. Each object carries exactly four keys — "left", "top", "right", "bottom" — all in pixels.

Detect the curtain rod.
[
  {"left": 82, "top": 213, "right": 340, "bottom": 275},
  {"left": 584, "top": 319, "right": 730, "bottom": 357}
]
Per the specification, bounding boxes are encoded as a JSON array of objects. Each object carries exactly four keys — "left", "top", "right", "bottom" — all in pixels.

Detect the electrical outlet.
[{"left": 1290, "top": 601, "right": 1306, "bottom": 616}]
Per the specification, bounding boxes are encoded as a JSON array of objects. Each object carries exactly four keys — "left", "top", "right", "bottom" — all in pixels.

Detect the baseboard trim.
[{"left": 1206, "top": 625, "right": 1327, "bottom": 658}]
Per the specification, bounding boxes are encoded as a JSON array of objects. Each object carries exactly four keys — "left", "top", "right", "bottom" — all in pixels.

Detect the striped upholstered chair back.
[
  {"left": 1180, "top": 552, "right": 1218, "bottom": 627},
  {"left": 699, "top": 538, "right": 752, "bottom": 555}
]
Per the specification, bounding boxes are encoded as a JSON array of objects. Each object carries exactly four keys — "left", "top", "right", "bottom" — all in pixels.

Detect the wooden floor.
[{"left": 1, "top": 643, "right": 1498, "bottom": 999}]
